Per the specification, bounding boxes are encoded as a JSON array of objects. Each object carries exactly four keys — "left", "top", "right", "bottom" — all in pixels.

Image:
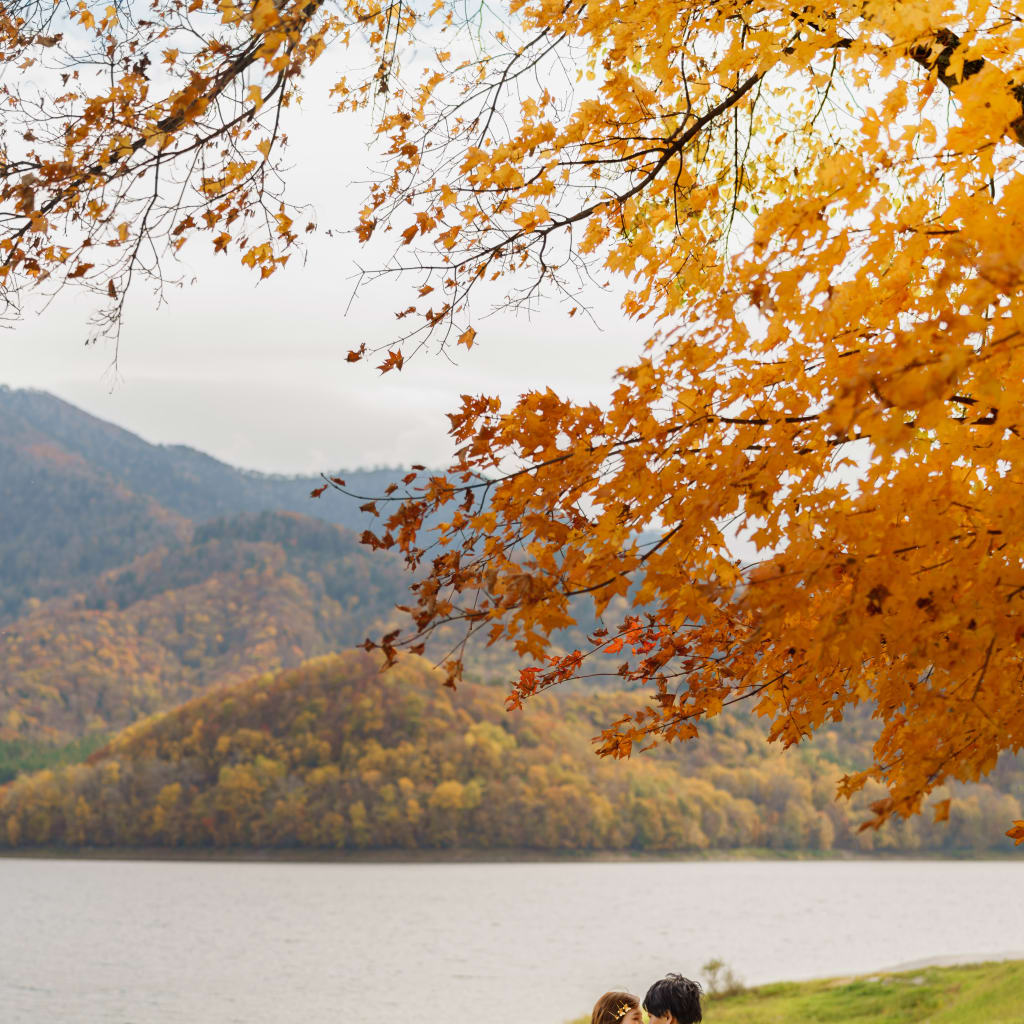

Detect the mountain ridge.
[
  {"left": 0, "top": 386, "right": 431, "bottom": 747},
  {"left": 0, "top": 385, "right": 409, "bottom": 619},
  {"left": 0, "top": 384, "right": 406, "bottom": 525}
]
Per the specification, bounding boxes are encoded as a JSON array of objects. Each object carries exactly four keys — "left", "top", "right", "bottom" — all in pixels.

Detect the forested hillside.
[
  {"left": 0, "top": 386, "right": 397, "bottom": 618},
  {"left": 0, "top": 386, "right": 428, "bottom": 760},
  {"left": 0, "top": 396, "right": 189, "bottom": 619},
  {"left": 1, "top": 653, "right": 1020, "bottom": 855},
  {"left": 0, "top": 505, "right": 593, "bottom": 751},
  {"left": 0, "top": 511, "right": 414, "bottom": 745}
]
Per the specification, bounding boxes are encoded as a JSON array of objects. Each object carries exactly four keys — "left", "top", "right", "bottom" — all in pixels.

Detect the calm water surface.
[{"left": 3, "top": 858, "right": 1023, "bottom": 1024}]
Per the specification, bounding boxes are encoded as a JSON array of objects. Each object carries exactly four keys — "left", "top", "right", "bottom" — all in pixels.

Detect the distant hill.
[
  {"left": 1, "top": 651, "right": 1020, "bottom": 855},
  {"left": 0, "top": 395, "right": 188, "bottom": 618},
  {"left": 0, "top": 387, "right": 438, "bottom": 753},
  {"left": 0, "top": 386, "right": 400, "bottom": 617},
  {"left": 0, "top": 503, "right": 592, "bottom": 749},
  {"left": 0, "top": 511, "right": 415, "bottom": 745}
]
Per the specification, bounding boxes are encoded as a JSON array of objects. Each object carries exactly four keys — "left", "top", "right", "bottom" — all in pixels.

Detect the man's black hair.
[{"left": 642, "top": 974, "right": 703, "bottom": 1024}]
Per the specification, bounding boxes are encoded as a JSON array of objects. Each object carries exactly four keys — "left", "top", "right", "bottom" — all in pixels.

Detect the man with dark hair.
[{"left": 642, "top": 973, "right": 703, "bottom": 1024}]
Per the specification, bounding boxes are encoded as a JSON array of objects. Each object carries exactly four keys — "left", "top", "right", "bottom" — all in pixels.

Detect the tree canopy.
[{"left": 5, "top": 0, "right": 1024, "bottom": 839}]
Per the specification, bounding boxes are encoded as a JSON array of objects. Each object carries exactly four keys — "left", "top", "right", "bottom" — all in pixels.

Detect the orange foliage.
[
  {"left": 0, "top": 0, "right": 399, "bottom": 324},
  {"left": 348, "top": 3, "right": 1024, "bottom": 833}
]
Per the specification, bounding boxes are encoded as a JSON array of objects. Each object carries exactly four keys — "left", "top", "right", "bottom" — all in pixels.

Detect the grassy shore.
[{"left": 568, "top": 959, "right": 1024, "bottom": 1023}]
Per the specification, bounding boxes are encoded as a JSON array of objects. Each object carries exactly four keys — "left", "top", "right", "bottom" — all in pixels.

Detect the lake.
[{"left": 3, "top": 857, "right": 1023, "bottom": 1024}]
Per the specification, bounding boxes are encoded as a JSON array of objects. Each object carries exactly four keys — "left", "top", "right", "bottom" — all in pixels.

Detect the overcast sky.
[{"left": 2, "top": 57, "right": 646, "bottom": 475}]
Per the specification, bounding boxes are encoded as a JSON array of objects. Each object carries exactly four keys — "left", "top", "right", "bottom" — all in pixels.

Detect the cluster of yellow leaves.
[{"left": 344, "top": 1, "right": 1024, "bottom": 835}]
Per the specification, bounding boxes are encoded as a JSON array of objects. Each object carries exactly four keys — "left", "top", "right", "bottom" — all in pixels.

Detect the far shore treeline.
[{"left": 1, "top": 652, "right": 1020, "bottom": 854}]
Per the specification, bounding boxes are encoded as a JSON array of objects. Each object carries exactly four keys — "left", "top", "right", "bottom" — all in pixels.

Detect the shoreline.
[
  {"left": 1, "top": 845, "right": 1021, "bottom": 864},
  {"left": 876, "top": 951, "right": 1024, "bottom": 973}
]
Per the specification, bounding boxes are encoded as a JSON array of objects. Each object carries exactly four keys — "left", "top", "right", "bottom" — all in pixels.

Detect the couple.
[{"left": 590, "top": 973, "right": 701, "bottom": 1024}]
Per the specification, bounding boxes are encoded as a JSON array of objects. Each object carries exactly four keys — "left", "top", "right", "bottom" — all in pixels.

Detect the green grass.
[
  {"left": 0, "top": 734, "right": 110, "bottom": 784},
  {"left": 567, "top": 960, "right": 1024, "bottom": 1024}
]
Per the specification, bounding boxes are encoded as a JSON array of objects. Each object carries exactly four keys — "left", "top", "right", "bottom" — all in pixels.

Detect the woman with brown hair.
[{"left": 590, "top": 990, "right": 642, "bottom": 1024}]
